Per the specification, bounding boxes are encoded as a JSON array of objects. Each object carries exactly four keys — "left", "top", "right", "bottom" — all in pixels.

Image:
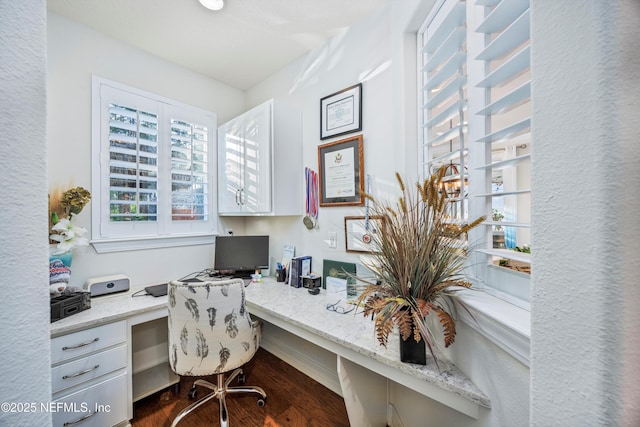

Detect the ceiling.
[{"left": 47, "top": 0, "right": 389, "bottom": 91}]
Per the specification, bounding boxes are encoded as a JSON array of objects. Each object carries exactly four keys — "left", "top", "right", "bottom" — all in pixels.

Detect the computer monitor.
[{"left": 214, "top": 235, "right": 269, "bottom": 278}]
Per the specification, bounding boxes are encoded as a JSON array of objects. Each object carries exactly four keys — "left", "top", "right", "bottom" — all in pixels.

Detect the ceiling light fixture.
[{"left": 199, "top": 0, "right": 224, "bottom": 11}]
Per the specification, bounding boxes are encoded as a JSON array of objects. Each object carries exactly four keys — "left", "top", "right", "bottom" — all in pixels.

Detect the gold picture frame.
[{"left": 318, "top": 135, "right": 364, "bottom": 207}]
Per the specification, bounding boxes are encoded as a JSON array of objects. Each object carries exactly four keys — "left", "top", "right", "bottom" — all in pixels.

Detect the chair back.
[{"left": 168, "top": 278, "right": 259, "bottom": 376}]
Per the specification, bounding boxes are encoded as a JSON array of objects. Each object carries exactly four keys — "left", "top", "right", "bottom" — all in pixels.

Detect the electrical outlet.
[{"left": 328, "top": 232, "right": 337, "bottom": 248}]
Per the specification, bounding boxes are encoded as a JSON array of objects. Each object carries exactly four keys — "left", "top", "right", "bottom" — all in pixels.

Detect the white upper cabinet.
[{"left": 218, "top": 99, "right": 302, "bottom": 216}]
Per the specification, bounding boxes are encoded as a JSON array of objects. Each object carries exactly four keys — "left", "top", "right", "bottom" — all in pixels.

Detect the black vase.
[{"left": 399, "top": 334, "right": 427, "bottom": 365}]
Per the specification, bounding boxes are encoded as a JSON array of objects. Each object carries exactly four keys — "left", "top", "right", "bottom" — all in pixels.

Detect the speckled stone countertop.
[
  {"left": 50, "top": 289, "right": 168, "bottom": 337},
  {"left": 50, "top": 277, "right": 490, "bottom": 410},
  {"left": 244, "top": 279, "right": 490, "bottom": 410}
]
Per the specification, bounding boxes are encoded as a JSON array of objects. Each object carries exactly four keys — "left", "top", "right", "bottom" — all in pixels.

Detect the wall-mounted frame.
[
  {"left": 344, "top": 215, "right": 383, "bottom": 253},
  {"left": 320, "top": 83, "right": 362, "bottom": 140},
  {"left": 318, "top": 135, "right": 364, "bottom": 207}
]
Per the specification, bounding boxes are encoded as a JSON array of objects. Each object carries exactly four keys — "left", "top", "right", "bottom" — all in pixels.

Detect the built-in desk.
[
  {"left": 50, "top": 277, "right": 490, "bottom": 426},
  {"left": 50, "top": 291, "right": 176, "bottom": 427},
  {"left": 244, "top": 279, "right": 490, "bottom": 424}
]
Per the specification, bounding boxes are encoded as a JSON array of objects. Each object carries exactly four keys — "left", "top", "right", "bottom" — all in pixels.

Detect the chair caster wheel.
[
  {"left": 257, "top": 397, "right": 266, "bottom": 407},
  {"left": 188, "top": 386, "right": 197, "bottom": 399},
  {"left": 237, "top": 373, "right": 246, "bottom": 385}
]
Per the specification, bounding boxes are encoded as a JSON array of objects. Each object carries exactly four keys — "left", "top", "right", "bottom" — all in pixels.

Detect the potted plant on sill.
[{"left": 356, "top": 170, "right": 484, "bottom": 366}]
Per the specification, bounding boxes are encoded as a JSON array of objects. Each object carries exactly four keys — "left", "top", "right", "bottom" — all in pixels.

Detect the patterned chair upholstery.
[{"left": 168, "top": 278, "right": 266, "bottom": 427}]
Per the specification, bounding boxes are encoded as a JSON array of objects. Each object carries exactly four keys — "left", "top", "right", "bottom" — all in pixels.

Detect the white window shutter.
[
  {"left": 91, "top": 77, "right": 217, "bottom": 252},
  {"left": 420, "top": 0, "right": 469, "bottom": 222},
  {"left": 473, "top": 0, "right": 531, "bottom": 268}
]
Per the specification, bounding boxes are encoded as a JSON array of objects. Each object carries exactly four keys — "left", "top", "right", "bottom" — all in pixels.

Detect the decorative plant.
[
  {"left": 356, "top": 170, "right": 485, "bottom": 365},
  {"left": 49, "top": 186, "right": 91, "bottom": 254},
  {"left": 492, "top": 208, "right": 504, "bottom": 230}
]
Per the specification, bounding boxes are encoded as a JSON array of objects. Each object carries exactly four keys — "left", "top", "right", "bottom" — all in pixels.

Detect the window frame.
[
  {"left": 417, "top": 0, "right": 531, "bottom": 365},
  {"left": 91, "top": 76, "right": 218, "bottom": 253}
]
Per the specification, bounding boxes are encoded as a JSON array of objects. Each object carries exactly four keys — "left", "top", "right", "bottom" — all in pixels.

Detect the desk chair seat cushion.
[{"left": 168, "top": 279, "right": 260, "bottom": 377}]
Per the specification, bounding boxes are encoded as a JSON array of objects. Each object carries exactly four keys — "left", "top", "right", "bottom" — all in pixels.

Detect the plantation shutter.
[
  {"left": 170, "top": 118, "right": 209, "bottom": 221},
  {"left": 474, "top": 0, "right": 531, "bottom": 267},
  {"left": 108, "top": 103, "right": 159, "bottom": 222},
  {"left": 93, "top": 77, "right": 217, "bottom": 250},
  {"left": 419, "top": 0, "right": 468, "bottom": 222}
]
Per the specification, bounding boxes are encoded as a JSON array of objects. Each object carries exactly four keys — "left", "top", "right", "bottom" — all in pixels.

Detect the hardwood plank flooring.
[{"left": 132, "top": 348, "right": 350, "bottom": 427}]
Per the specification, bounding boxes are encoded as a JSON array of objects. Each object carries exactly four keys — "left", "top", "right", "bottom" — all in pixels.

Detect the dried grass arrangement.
[{"left": 356, "top": 170, "right": 485, "bottom": 365}]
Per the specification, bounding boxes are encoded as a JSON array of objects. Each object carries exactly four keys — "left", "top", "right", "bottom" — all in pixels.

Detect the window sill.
[
  {"left": 91, "top": 234, "right": 215, "bottom": 253},
  {"left": 455, "top": 288, "right": 531, "bottom": 367}
]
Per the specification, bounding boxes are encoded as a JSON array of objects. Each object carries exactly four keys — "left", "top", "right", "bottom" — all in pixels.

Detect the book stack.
[{"left": 288, "top": 256, "right": 312, "bottom": 288}]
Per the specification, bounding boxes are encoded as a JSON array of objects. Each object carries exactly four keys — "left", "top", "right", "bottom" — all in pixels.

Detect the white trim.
[
  {"left": 455, "top": 289, "right": 530, "bottom": 366},
  {"left": 91, "top": 234, "right": 215, "bottom": 253},
  {"left": 91, "top": 75, "right": 218, "bottom": 250}
]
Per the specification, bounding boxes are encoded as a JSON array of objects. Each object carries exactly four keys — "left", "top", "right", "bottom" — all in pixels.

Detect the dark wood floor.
[{"left": 132, "top": 348, "right": 350, "bottom": 427}]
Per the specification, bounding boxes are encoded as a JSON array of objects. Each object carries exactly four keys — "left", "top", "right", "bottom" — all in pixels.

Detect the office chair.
[{"left": 168, "top": 278, "right": 267, "bottom": 427}]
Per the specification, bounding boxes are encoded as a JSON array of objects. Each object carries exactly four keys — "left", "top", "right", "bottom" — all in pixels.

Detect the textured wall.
[
  {"left": 531, "top": 1, "right": 640, "bottom": 425},
  {"left": 0, "top": 1, "right": 53, "bottom": 426}
]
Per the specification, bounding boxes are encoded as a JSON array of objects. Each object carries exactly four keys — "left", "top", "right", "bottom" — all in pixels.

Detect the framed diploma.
[
  {"left": 318, "top": 135, "right": 364, "bottom": 207},
  {"left": 344, "top": 216, "right": 383, "bottom": 253},
  {"left": 320, "top": 83, "right": 362, "bottom": 140}
]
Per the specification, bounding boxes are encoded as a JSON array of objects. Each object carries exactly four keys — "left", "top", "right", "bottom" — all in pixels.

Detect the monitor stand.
[{"left": 232, "top": 270, "right": 255, "bottom": 279}]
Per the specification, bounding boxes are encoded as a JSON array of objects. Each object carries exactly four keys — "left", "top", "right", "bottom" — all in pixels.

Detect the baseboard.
[{"left": 260, "top": 332, "right": 342, "bottom": 397}]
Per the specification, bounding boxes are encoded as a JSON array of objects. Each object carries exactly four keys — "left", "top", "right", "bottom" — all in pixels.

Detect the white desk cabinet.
[
  {"left": 217, "top": 99, "right": 302, "bottom": 216},
  {"left": 50, "top": 320, "right": 129, "bottom": 427}
]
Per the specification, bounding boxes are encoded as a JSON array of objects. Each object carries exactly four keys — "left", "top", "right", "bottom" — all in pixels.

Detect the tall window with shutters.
[
  {"left": 92, "top": 77, "right": 218, "bottom": 252},
  {"left": 419, "top": 0, "right": 531, "bottom": 302}
]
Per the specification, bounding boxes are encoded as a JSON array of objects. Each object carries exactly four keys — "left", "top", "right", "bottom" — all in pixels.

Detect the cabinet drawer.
[
  {"left": 52, "top": 344, "right": 127, "bottom": 394},
  {"left": 52, "top": 321, "right": 126, "bottom": 365},
  {"left": 52, "top": 373, "right": 128, "bottom": 427}
]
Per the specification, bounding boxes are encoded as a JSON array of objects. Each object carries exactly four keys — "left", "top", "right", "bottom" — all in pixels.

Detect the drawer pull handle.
[
  {"left": 62, "top": 365, "right": 100, "bottom": 379},
  {"left": 63, "top": 411, "right": 96, "bottom": 426},
  {"left": 62, "top": 338, "right": 99, "bottom": 350}
]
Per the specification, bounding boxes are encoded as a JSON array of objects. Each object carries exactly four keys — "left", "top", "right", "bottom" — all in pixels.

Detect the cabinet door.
[
  {"left": 218, "top": 117, "right": 245, "bottom": 214},
  {"left": 241, "top": 101, "right": 272, "bottom": 213}
]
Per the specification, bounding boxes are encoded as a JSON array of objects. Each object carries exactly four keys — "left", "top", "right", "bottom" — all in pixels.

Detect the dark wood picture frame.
[
  {"left": 320, "top": 83, "right": 362, "bottom": 140},
  {"left": 318, "top": 135, "right": 364, "bottom": 207}
]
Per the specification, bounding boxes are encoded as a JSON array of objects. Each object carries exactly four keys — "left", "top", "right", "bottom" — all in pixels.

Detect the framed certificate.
[
  {"left": 320, "top": 83, "right": 362, "bottom": 140},
  {"left": 318, "top": 135, "right": 364, "bottom": 207},
  {"left": 344, "top": 215, "right": 383, "bottom": 253}
]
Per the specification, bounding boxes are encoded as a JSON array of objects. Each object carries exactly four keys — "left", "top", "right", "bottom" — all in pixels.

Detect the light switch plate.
[{"left": 328, "top": 232, "right": 337, "bottom": 248}]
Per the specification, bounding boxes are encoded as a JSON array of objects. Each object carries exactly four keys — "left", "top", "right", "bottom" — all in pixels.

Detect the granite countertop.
[
  {"left": 50, "top": 290, "right": 168, "bottom": 337},
  {"left": 50, "top": 277, "right": 490, "bottom": 409},
  {"left": 244, "top": 279, "right": 491, "bottom": 409}
]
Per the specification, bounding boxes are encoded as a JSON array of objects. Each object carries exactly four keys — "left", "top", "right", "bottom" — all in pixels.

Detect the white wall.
[
  {"left": 47, "top": 13, "right": 248, "bottom": 290},
  {"left": 0, "top": 2, "right": 52, "bottom": 426},
  {"left": 530, "top": 1, "right": 640, "bottom": 425},
  {"left": 244, "top": 1, "right": 425, "bottom": 276},
  {"left": 245, "top": 2, "right": 530, "bottom": 426}
]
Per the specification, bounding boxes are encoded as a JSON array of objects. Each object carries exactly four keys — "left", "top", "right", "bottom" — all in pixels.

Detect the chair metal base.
[{"left": 171, "top": 368, "right": 267, "bottom": 427}]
